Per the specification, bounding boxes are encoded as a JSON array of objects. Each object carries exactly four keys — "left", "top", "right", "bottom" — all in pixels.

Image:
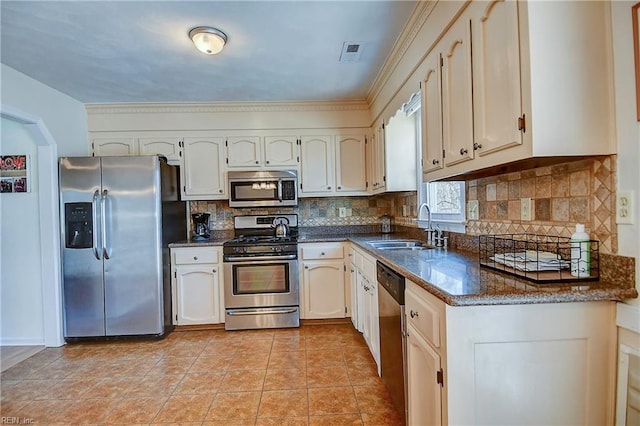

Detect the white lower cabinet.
[
  {"left": 171, "top": 247, "right": 224, "bottom": 325},
  {"left": 299, "top": 243, "right": 346, "bottom": 320},
  {"left": 350, "top": 244, "right": 380, "bottom": 372},
  {"left": 405, "top": 279, "right": 616, "bottom": 425}
]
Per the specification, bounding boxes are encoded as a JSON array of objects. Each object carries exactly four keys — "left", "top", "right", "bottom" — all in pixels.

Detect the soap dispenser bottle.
[
  {"left": 381, "top": 213, "right": 392, "bottom": 234},
  {"left": 570, "top": 224, "right": 590, "bottom": 277}
]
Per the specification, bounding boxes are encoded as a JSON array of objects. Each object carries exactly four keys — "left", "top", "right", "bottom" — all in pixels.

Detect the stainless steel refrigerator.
[{"left": 59, "top": 156, "right": 186, "bottom": 340}]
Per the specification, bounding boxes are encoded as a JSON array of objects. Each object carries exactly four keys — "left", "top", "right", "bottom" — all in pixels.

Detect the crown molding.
[
  {"left": 366, "top": 0, "right": 437, "bottom": 106},
  {"left": 85, "top": 100, "right": 370, "bottom": 115}
]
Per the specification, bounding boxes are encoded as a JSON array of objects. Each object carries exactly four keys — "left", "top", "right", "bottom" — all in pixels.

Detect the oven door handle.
[
  {"left": 227, "top": 308, "right": 298, "bottom": 316},
  {"left": 277, "top": 180, "right": 283, "bottom": 202},
  {"left": 224, "top": 254, "right": 297, "bottom": 262}
]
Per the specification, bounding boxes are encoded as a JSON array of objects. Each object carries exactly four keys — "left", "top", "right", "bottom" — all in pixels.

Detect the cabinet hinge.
[
  {"left": 345, "top": 306, "right": 347, "bottom": 314},
  {"left": 175, "top": 314, "right": 178, "bottom": 321},
  {"left": 226, "top": 158, "right": 229, "bottom": 164},
  {"left": 383, "top": 175, "right": 386, "bottom": 182},
  {"left": 174, "top": 271, "right": 176, "bottom": 278},
  {"left": 343, "top": 264, "right": 347, "bottom": 272},
  {"left": 419, "top": 81, "right": 422, "bottom": 89},
  {"left": 382, "top": 123, "right": 385, "bottom": 130},
  {"left": 366, "top": 181, "right": 369, "bottom": 188},
  {"left": 518, "top": 114, "right": 526, "bottom": 133},
  {"left": 225, "top": 140, "right": 228, "bottom": 147},
  {"left": 300, "top": 183, "right": 303, "bottom": 190},
  {"left": 297, "top": 156, "right": 300, "bottom": 163},
  {"left": 442, "top": 149, "right": 446, "bottom": 159},
  {"left": 179, "top": 151, "right": 182, "bottom": 157},
  {"left": 440, "top": 57, "right": 444, "bottom": 67},
  {"left": 437, "top": 368, "right": 444, "bottom": 387},
  {"left": 183, "top": 185, "right": 186, "bottom": 192}
]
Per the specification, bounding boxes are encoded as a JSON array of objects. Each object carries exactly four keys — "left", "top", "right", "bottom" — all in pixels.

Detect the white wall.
[
  {"left": 611, "top": 1, "right": 640, "bottom": 307},
  {"left": 1, "top": 64, "right": 88, "bottom": 156},
  {"left": 0, "top": 119, "right": 44, "bottom": 344},
  {"left": 1, "top": 64, "right": 88, "bottom": 346}
]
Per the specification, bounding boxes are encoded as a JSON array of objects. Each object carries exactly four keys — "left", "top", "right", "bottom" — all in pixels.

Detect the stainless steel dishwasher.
[{"left": 377, "top": 261, "right": 407, "bottom": 424}]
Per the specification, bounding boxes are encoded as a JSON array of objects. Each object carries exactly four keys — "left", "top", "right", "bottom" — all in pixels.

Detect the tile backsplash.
[
  {"left": 465, "top": 156, "right": 616, "bottom": 254},
  {"left": 191, "top": 156, "right": 617, "bottom": 254}
]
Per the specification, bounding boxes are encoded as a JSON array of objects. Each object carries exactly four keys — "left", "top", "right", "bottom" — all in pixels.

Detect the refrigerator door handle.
[
  {"left": 92, "top": 189, "right": 102, "bottom": 260},
  {"left": 101, "top": 189, "right": 111, "bottom": 259}
]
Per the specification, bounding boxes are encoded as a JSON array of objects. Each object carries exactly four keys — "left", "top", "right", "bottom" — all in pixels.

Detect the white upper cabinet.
[
  {"left": 300, "top": 135, "right": 335, "bottom": 195},
  {"left": 421, "top": 53, "right": 444, "bottom": 176},
  {"left": 423, "top": 0, "right": 614, "bottom": 180},
  {"left": 264, "top": 136, "right": 299, "bottom": 167},
  {"left": 181, "top": 136, "right": 227, "bottom": 200},
  {"left": 471, "top": 0, "right": 523, "bottom": 156},
  {"left": 440, "top": 16, "right": 474, "bottom": 167},
  {"left": 226, "top": 136, "right": 262, "bottom": 168},
  {"left": 336, "top": 134, "right": 367, "bottom": 192},
  {"left": 368, "top": 122, "right": 386, "bottom": 194},
  {"left": 138, "top": 137, "right": 182, "bottom": 165},
  {"left": 92, "top": 138, "right": 138, "bottom": 156},
  {"left": 300, "top": 132, "right": 368, "bottom": 197}
]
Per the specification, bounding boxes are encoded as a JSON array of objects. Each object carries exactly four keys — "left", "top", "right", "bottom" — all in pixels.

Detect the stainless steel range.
[{"left": 223, "top": 214, "right": 299, "bottom": 330}]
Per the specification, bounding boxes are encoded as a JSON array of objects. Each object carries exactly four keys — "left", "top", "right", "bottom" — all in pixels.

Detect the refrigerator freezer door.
[
  {"left": 59, "top": 157, "right": 105, "bottom": 338},
  {"left": 101, "top": 156, "right": 164, "bottom": 336}
]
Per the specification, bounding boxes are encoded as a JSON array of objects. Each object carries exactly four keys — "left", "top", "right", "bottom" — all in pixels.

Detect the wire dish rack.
[{"left": 479, "top": 234, "right": 599, "bottom": 283}]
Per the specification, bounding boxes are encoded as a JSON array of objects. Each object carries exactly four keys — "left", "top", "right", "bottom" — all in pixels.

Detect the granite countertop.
[
  {"left": 169, "top": 230, "right": 637, "bottom": 306},
  {"left": 348, "top": 235, "right": 638, "bottom": 306}
]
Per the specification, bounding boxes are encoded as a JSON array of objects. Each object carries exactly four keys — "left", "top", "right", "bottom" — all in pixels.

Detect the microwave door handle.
[{"left": 277, "top": 180, "right": 283, "bottom": 202}]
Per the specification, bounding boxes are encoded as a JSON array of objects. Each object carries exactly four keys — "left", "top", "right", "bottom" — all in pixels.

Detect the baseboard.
[
  {"left": 301, "top": 318, "right": 353, "bottom": 326},
  {"left": 0, "top": 337, "right": 45, "bottom": 346}
]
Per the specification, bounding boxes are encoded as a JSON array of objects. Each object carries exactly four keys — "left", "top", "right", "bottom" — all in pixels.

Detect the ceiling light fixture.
[{"left": 189, "top": 26, "right": 227, "bottom": 55}]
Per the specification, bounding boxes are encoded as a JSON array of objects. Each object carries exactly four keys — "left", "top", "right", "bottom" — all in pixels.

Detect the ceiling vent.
[{"left": 339, "top": 42, "right": 363, "bottom": 62}]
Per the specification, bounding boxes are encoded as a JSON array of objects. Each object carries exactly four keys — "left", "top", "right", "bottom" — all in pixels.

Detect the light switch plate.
[
  {"left": 468, "top": 200, "right": 479, "bottom": 220},
  {"left": 616, "top": 191, "right": 634, "bottom": 224},
  {"left": 339, "top": 207, "right": 347, "bottom": 218}
]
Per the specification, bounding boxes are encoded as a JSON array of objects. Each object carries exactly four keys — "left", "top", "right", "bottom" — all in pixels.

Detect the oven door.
[{"left": 224, "top": 257, "right": 299, "bottom": 309}]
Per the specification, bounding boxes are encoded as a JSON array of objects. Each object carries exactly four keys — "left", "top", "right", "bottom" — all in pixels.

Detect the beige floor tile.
[
  {"left": 173, "top": 372, "right": 225, "bottom": 395},
  {"left": 15, "top": 398, "right": 74, "bottom": 424},
  {"left": 256, "top": 415, "right": 310, "bottom": 425},
  {"left": 126, "top": 374, "right": 184, "bottom": 397},
  {"left": 153, "top": 394, "right": 214, "bottom": 423},
  {"left": 0, "top": 379, "right": 56, "bottom": 401},
  {"left": 309, "top": 414, "right": 364, "bottom": 425},
  {"left": 271, "top": 337, "right": 305, "bottom": 352},
  {"left": 203, "top": 419, "right": 257, "bottom": 426},
  {"left": 102, "top": 396, "right": 168, "bottom": 424},
  {"left": 306, "top": 350, "right": 346, "bottom": 368},
  {"left": 229, "top": 351, "right": 270, "bottom": 370},
  {"left": 235, "top": 339, "right": 274, "bottom": 353},
  {"left": 147, "top": 355, "right": 197, "bottom": 375},
  {"left": 205, "top": 391, "right": 261, "bottom": 420},
  {"left": 83, "top": 376, "right": 140, "bottom": 398},
  {"left": 361, "top": 411, "right": 404, "bottom": 425},
  {"left": 61, "top": 397, "right": 120, "bottom": 424},
  {"left": 353, "top": 385, "right": 396, "bottom": 414},
  {"left": 308, "top": 386, "right": 359, "bottom": 415},
  {"left": 42, "top": 378, "right": 101, "bottom": 400},
  {"left": 258, "top": 388, "right": 308, "bottom": 418},
  {"left": 190, "top": 354, "right": 234, "bottom": 373},
  {"left": 346, "top": 363, "right": 383, "bottom": 387},
  {"left": 0, "top": 400, "right": 28, "bottom": 417},
  {"left": 263, "top": 368, "right": 307, "bottom": 390},
  {"left": 342, "top": 347, "right": 375, "bottom": 366},
  {"left": 307, "top": 365, "right": 351, "bottom": 388},
  {"left": 219, "top": 369, "right": 266, "bottom": 392},
  {"left": 268, "top": 350, "right": 306, "bottom": 369}
]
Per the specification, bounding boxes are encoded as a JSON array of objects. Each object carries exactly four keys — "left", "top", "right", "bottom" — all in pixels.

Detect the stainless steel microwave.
[{"left": 228, "top": 170, "right": 298, "bottom": 208}]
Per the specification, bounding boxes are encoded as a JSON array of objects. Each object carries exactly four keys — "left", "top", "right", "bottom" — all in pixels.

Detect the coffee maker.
[{"left": 191, "top": 213, "right": 211, "bottom": 240}]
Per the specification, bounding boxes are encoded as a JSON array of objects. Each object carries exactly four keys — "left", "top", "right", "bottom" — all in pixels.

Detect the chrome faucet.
[{"left": 418, "top": 203, "right": 434, "bottom": 244}]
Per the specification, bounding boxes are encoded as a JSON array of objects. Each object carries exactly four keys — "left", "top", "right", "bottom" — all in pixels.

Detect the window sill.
[{"left": 414, "top": 219, "right": 466, "bottom": 234}]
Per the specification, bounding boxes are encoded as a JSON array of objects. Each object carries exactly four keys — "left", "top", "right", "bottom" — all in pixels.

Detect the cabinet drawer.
[
  {"left": 301, "top": 243, "right": 344, "bottom": 260},
  {"left": 173, "top": 247, "right": 219, "bottom": 265},
  {"left": 406, "top": 283, "right": 443, "bottom": 348}
]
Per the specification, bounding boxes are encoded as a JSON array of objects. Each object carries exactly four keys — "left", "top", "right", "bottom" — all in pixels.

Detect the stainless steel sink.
[{"left": 368, "top": 240, "right": 433, "bottom": 250}]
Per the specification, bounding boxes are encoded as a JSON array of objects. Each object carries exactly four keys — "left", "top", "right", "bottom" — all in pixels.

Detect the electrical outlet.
[
  {"left": 520, "top": 197, "right": 532, "bottom": 221},
  {"left": 339, "top": 207, "right": 347, "bottom": 218},
  {"left": 617, "top": 191, "right": 635, "bottom": 224},
  {"left": 346, "top": 208, "right": 352, "bottom": 217},
  {"left": 468, "top": 200, "right": 479, "bottom": 220}
]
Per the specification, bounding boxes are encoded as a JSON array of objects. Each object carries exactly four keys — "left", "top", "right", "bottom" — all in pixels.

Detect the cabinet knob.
[
  {"left": 193, "top": 256, "right": 198, "bottom": 260},
  {"left": 321, "top": 252, "right": 325, "bottom": 256},
  {"left": 219, "top": 189, "right": 223, "bottom": 193},
  {"left": 473, "top": 142, "right": 482, "bottom": 151},
  {"left": 410, "top": 310, "right": 419, "bottom": 318},
  {"left": 460, "top": 148, "right": 468, "bottom": 155},
  {"left": 432, "top": 159, "right": 440, "bottom": 165},
  {"left": 337, "top": 186, "right": 342, "bottom": 190},
  {"left": 212, "top": 268, "right": 216, "bottom": 273},
  {"left": 255, "top": 161, "right": 259, "bottom": 164},
  {"left": 305, "top": 266, "right": 309, "bottom": 269},
  {"left": 327, "top": 186, "right": 331, "bottom": 190},
  {"left": 266, "top": 160, "right": 270, "bottom": 164}
]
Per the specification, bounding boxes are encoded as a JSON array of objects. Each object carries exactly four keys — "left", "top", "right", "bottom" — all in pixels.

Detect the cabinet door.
[
  {"left": 350, "top": 262, "right": 358, "bottom": 329},
  {"left": 139, "top": 137, "right": 181, "bottom": 165},
  {"left": 182, "top": 137, "right": 226, "bottom": 200},
  {"left": 302, "top": 261, "right": 346, "bottom": 319},
  {"left": 375, "top": 127, "right": 386, "bottom": 191},
  {"left": 368, "top": 281, "right": 380, "bottom": 368},
  {"left": 471, "top": 0, "right": 522, "bottom": 156},
  {"left": 264, "top": 136, "right": 299, "bottom": 167},
  {"left": 92, "top": 138, "right": 138, "bottom": 156},
  {"left": 227, "top": 136, "right": 262, "bottom": 168},
  {"left": 440, "top": 16, "right": 474, "bottom": 167},
  {"left": 356, "top": 271, "right": 367, "bottom": 333},
  {"left": 300, "top": 136, "right": 334, "bottom": 194},
  {"left": 336, "top": 134, "right": 367, "bottom": 192},
  {"left": 407, "top": 322, "right": 443, "bottom": 426},
  {"left": 175, "top": 264, "right": 221, "bottom": 325},
  {"left": 421, "top": 53, "right": 444, "bottom": 176},
  {"left": 361, "top": 276, "right": 372, "bottom": 344}
]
